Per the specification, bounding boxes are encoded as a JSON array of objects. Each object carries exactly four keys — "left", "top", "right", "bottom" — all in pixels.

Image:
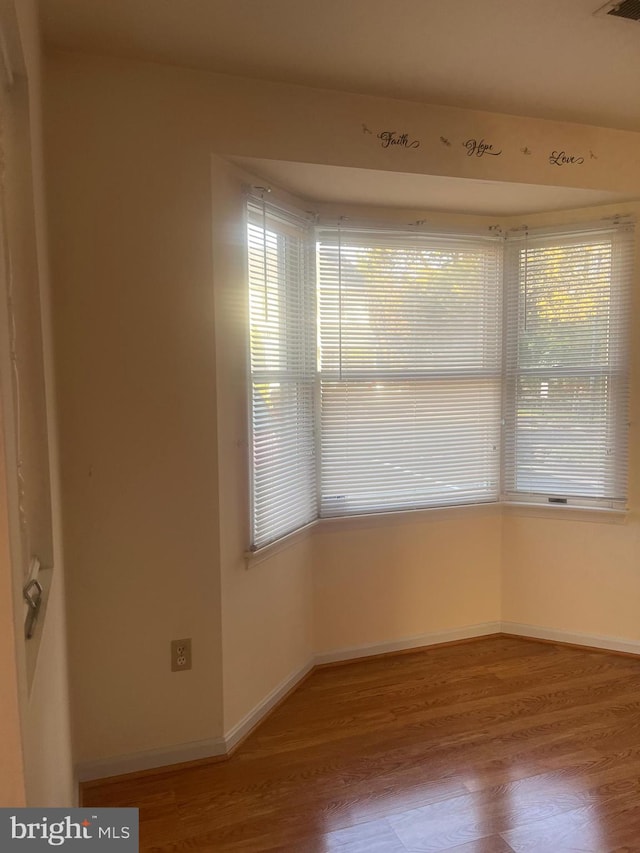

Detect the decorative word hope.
[
  {"left": 377, "top": 131, "right": 421, "bottom": 149},
  {"left": 463, "top": 138, "right": 502, "bottom": 157},
  {"left": 549, "top": 150, "right": 585, "bottom": 166}
]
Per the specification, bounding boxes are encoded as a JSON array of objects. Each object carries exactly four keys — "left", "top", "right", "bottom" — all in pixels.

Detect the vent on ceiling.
[{"left": 595, "top": 0, "right": 640, "bottom": 20}]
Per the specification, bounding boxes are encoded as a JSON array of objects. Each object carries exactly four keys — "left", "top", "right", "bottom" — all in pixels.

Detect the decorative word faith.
[{"left": 377, "top": 131, "right": 421, "bottom": 149}]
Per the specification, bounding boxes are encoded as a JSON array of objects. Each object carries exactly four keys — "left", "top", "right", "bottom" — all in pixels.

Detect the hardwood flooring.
[{"left": 83, "top": 636, "right": 640, "bottom": 852}]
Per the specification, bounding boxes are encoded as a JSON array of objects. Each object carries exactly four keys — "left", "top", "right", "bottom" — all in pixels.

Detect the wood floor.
[{"left": 83, "top": 635, "right": 640, "bottom": 852}]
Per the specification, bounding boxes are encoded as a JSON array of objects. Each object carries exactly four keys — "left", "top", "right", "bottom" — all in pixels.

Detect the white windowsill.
[
  {"left": 244, "top": 520, "right": 317, "bottom": 567},
  {"left": 501, "top": 502, "right": 628, "bottom": 524},
  {"left": 317, "top": 501, "right": 502, "bottom": 533},
  {"left": 245, "top": 500, "right": 629, "bottom": 565}
]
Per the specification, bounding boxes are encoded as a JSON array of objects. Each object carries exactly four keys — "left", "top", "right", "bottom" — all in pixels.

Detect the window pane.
[
  {"left": 247, "top": 202, "right": 316, "bottom": 548},
  {"left": 503, "top": 225, "right": 632, "bottom": 506},
  {"left": 317, "top": 228, "right": 502, "bottom": 516},
  {"left": 515, "top": 374, "right": 617, "bottom": 498},
  {"left": 251, "top": 380, "right": 316, "bottom": 544},
  {"left": 318, "top": 234, "right": 501, "bottom": 375},
  {"left": 517, "top": 241, "right": 613, "bottom": 370},
  {"left": 320, "top": 379, "right": 501, "bottom": 515}
]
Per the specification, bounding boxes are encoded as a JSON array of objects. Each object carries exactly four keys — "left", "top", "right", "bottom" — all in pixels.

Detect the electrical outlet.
[{"left": 171, "top": 638, "right": 192, "bottom": 672}]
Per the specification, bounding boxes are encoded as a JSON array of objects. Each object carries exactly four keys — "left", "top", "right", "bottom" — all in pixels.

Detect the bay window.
[{"left": 247, "top": 199, "right": 632, "bottom": 550}]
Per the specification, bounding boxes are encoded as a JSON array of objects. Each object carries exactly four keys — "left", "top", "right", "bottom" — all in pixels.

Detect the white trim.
[
  {"left": 223, "top": 658, "right": 315, "bottom": 752},
  {"left": 76, "top": 621, "right": 640, "bottom": 784},
  {"left": 76, "top": 736, "right": 227, "bottom": 783},
  {"left": 314, "top": 622, "right": 502, "bottom": 665},
  {"left": 501, "top": 621, "right": 640, "bottom": 656},
  {"left": 77, "top": 659, "right": 315, "bottom": 782}
]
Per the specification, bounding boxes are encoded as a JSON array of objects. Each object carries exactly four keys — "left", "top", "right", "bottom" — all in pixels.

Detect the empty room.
[{"left": 3, "top": 1, "right": 640, "bottom": 851}]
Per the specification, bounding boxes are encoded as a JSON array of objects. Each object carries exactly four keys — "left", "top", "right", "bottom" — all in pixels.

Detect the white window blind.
[
  {"left": 503, "top": 222, "right": 633, "bottom": 507},
  {"left": 247, "top": 199, "right": 316, "bottom": 548},
  {"left": 317, "top": 226, "right": 503, "bottom": 517}
]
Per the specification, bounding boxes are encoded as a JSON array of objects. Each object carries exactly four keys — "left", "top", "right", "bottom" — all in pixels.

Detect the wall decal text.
[
  {"left": 463, "top": 138, "right": 502, "bottom": 157},
  {"left": 549, "top": 150, "right": 585, "bottom": 166},
  {"left": 377, "top": 131, "right": 421, "bottom": 149},
  {"left": 359, "top": 122, "right": 598, "bottom": 168}
]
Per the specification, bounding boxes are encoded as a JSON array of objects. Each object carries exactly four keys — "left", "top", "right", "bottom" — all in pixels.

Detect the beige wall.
[
  {"left": 502, "top": 515, "right": 640, "bottom": 639},
  {"left": 314, "top": 508, "right": 502, "bottom": 655},
  {"left": 211, "top": 158, "right": 314, "bottom": 732},
  {"left": 44, "top": 48, "right": 640, "bottom": 772},
  {"left": 44, "top": 51, "right": 640, "bottom": 197},
  {"left": 46, "top": 66, "right": 225, "bottom": 766}
]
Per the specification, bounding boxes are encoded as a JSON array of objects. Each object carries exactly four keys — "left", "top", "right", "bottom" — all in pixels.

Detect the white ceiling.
[
  {"left": 40, "top": 0, "right": 640, "bottom": 131},
  {"left": 232, "top": 157, "right": 636, "bottom": 216}
]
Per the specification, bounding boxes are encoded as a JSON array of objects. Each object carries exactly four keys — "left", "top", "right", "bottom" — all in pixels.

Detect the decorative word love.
[
  {"left": 549, "top": 150, "right": 585, "bottom": 166},
  {"left": 377, "top": 131, "right": 421, "bottom": 149},
  {"left": 463, "top": 138, "right": 502, "bottom": 157}
]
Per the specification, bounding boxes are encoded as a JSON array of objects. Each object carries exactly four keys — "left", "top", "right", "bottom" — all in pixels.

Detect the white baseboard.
[
  {"left": 224, "top": 658, "right": 315, "bottom": 752},
  {"left": 78, "top": 660, "right": 316, "bottom": 783},
  {"left": 501, "top": 621, "right": 640, "bottom": 656},
  {"left": 77, "top": 736, "right": 227, "bottom": 783},
  {"left": 78, "top": 620, "right": 640, "bottom": 784},
  {"left": 314, "top": 621, "right": 503, "bottom": 666}
]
